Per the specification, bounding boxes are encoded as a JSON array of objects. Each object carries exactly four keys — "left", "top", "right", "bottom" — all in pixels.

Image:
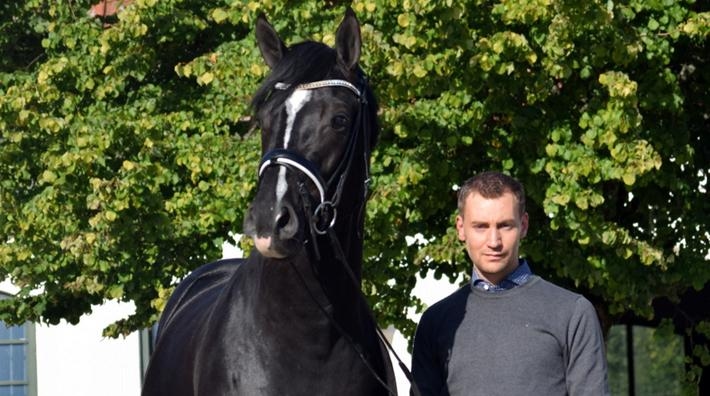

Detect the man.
[{"left": 411, "top": 171, "right": 609, "bottom": 395}]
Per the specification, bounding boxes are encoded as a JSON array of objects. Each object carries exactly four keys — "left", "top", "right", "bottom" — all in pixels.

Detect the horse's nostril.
[
  {"left": 275, "top": 204, "right": 298, "bottom": 239},
  {"left": 276, "top": 207, "right": 290, "bottom": 229}
]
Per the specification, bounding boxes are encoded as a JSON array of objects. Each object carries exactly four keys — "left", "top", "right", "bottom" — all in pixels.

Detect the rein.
[{"left": 257, "top": 78, "right": 421, "bottom": 396}]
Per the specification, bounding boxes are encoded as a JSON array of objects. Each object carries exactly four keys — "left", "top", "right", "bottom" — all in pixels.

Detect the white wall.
[
  {"left": 0, "top": 280, "right": 142, "bottom": 396},
  {"left": 35, "top": 301, "right": 141, "bottom": 396}
]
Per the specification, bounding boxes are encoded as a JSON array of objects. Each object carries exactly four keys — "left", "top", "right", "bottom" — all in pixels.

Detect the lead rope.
[
  {"left": 289, "top": 259, "right": 398, "bottom": 395},
  {"left": 293, "top": 182, "right": 419, "bottom": 395},
  {"left": 324, "top": 226, "right": 423, "bottom": 396},
  {"left": 296, "top": 182, "right": 405, "bottom": 396}
]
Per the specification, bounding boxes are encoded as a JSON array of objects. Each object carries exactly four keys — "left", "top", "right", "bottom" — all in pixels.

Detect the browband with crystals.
[{"left": 274, "top": 79, "right": 361, "bottom": 98}]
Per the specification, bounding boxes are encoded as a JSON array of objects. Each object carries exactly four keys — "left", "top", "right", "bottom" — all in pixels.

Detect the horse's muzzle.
[{"left": 244, "top": 197, "right": 304, "bottom": 259}]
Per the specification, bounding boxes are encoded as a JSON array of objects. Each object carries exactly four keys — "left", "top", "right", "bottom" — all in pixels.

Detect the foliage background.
[{"left": 1, "top": 0, "right": 709, "bottom": 382}]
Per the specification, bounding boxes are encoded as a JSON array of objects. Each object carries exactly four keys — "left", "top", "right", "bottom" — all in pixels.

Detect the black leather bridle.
[
  {"left": 257, "top": 78, "right": 370, "bottom": 238},
  {"left": 255, "top": 78, "right": 420, "bottom": 396}
]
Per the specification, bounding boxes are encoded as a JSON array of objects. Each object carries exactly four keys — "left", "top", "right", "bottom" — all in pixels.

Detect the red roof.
[{"left": 88, "top": 0, "right": 134, "bottom": 17}]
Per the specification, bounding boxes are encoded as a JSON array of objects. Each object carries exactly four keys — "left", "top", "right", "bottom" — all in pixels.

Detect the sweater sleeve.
[
  {"left": 566, "top": 297, "right": 610, "bottom": 396},
  {"left": 411, "top": 309, "right": 447, "bottom": 396}
]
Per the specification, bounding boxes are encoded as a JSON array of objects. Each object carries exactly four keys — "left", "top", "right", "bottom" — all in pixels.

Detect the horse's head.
[{"left": 244, "top": 9, "right": 378, "bottom": 259}]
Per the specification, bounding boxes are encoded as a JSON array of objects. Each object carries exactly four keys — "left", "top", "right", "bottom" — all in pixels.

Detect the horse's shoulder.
[
  {"left": 157, "top": 258, "right": 245, "bottom": 338},
  {"left": 182, "top": 257, "right": 244, "bottom": 286}
]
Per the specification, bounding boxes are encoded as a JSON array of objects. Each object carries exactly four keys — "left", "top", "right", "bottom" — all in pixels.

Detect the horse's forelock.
[
  {"left": 251, "top": 42, "right": 337, "bottom": 113},
  {"left": 250, "top": 39, "right": 379, "bottom": 147}
]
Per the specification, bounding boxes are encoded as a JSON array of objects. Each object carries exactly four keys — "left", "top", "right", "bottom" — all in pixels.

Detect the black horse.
[{"left": 141, "top": 9, "right": 397, "bottom": 396}]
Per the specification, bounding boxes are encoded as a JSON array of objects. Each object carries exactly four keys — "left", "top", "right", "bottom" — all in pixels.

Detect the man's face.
[{"left": 455, "top": 191, "right": 528, "bottom": 285}]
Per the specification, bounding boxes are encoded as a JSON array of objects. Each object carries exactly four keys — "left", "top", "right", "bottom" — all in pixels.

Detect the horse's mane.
[{"left": 251, "top": 41, "right": 379, "bottom": 145}]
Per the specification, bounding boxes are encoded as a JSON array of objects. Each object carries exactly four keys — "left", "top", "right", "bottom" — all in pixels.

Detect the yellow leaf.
[
  {"left": 105, "top": 211, "right": 117, "bottom": 222},
  {"left": 550, "top": 193, "right": 570, "bottom": 205},
  {"left": 211, "top": 8, "right": 229, "bottom": 23},
  {"left": 122, "top": 160, "right": 137, "bottom": 171},
  {"left": 405, "top": 35, "right": 417, "bottom": 48},
  {"left": 89, "top": 215, "right": 101, "bottom": 228},
  {"left": 42, "top": 170, "right": 57, "bottom": 183},
  {"left": 545, "top": 144, "right": 557, "bottom": 156},
  {"left": 108, "top": 285, "right": 124, "bottom": 299},
  {"left": 84, "top": 78, "right": 95, "bottom": 90},
  {"left": 39, "top": 117, "right": 60, "bottom": 133},
  {"left": 250, "top": 63, "right": 263, "bottom": 76},
  {"left": 322, "top": 33, "right": 335, "bottom": 46},
  {"left": 198, "top": 72, "right": 214, "bottom": 85},
  {"left": 182, "top": 64, "right": 193, "bottom": 77},
  {"left": 386, "top": 61, "right": 404, "bottom": 76},
  {"left": 413, "top": 64, "right": 427, "bottom": 78},
  {"left": 682, "top": 21, "right": 696, "bottom": 34},
  {"left": 38, "top": 70, "right": 49, "bottom": 84},
  {"left": 622, "top": 173, "right": 636, "bottom": 185}
]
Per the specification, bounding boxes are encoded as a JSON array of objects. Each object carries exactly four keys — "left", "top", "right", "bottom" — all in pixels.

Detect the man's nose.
[{"left": 487, "top": 228, "right": 502, "bottom": 246}]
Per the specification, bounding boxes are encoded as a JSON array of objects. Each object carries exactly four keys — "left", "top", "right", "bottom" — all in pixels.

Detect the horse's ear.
[
  {"left": 255, "top": 13, "right": 287, "bottom": 69},
  {"left": 335, "top": 7, "right": 361, "bottom": 71}
]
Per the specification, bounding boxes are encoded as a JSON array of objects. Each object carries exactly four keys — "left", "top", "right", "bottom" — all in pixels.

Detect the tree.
[{"left": 1, "top": 0, "right": 709, "bottom": 384}]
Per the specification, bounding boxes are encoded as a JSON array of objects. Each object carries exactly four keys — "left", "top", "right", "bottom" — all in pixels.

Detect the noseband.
[{"left": 257, "top": 78, "right": 370, "bottom": 236}]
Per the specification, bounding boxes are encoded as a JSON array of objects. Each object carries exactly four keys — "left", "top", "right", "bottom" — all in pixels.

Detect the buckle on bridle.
[{"left": 313, "top": 201, "right": 337, "bottom": 235}]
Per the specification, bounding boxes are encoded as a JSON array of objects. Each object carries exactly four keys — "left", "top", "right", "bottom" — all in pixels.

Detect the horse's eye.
[{"left": 331, "top": 115, "right": 349, "bottom": 130}]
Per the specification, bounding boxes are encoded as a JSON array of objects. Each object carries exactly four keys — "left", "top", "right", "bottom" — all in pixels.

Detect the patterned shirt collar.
[{"left": 471, "top": 259, "right": 532, "bottom": 292}]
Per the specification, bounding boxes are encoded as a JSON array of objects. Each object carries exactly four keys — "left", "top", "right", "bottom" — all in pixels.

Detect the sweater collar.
[{"left": 471, "top": 259, "right": 532, "bottom": 292}]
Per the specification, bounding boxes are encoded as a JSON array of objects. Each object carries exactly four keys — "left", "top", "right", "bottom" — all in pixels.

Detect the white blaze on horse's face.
[{"left": 275, "top": 89, "right": 312, "bottom": 205}]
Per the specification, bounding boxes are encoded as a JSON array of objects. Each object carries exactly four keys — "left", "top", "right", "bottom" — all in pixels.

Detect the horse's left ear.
[
  {"left": 335, "top": 8, "right": 361, "bottom": 71},
  {"left": 256, "top": 13, "right": 288, "bottom": 69}
]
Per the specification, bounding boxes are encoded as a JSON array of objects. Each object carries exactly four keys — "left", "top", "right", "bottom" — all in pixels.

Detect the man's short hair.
[{"left": 457, "top": 171, "right": 526, "bottom": 216}]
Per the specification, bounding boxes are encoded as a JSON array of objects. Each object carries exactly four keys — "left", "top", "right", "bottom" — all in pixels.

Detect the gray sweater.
[{"left": 412, "top": 276, "right": 610, "bottom": 395}]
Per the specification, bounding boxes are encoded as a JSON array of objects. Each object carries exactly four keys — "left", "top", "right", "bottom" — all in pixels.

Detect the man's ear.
[
  {"left": 255, "top": 13, "right": 287, "bottom": 69},
  {"left": 456, "top": 215, "right": 466, "bottom": 241},
  {"left": 520, "top": 212, "right": 529, "bottom": 239}
]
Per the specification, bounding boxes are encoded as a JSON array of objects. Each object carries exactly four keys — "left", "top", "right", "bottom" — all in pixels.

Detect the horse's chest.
[
  {"left": 192, "top": 284, "right": 374, "bottom": 393},
  {"left": 197, "top": 325, "right": 377, "bottom": 395}
]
